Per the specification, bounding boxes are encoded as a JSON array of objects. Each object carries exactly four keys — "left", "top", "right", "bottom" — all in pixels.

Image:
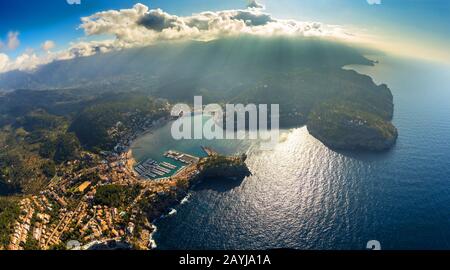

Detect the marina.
[
  {"left": 164, "top": 150, "right": 200, "bottom": 164},
  {"left": 134, "top": 150, "right": 202, "bottom": 180},
  {"left": 134, "top": 158, "right": 179, "bottom": 180}
]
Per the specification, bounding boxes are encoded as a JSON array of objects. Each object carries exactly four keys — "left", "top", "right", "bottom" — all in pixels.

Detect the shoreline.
[
  {"left": 121, "top": 117, "right": 173, "bottom": 179},
  {"left": 116, "top": 116, "right": 195, "bottom": 249},
  {"left": 116, "top": 115, "right": 250, "bottom": 250}
]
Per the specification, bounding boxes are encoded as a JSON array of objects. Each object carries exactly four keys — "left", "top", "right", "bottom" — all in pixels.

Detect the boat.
[{"left": 161, "top": 162, "right": 177, "bottom": 169}]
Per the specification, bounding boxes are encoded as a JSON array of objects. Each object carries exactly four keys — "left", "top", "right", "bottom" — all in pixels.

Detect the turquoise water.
[
  {"left": 131, "top": 115, "right": 254, "bottom": 162},
  {"left": 131, "top": 115, "right": 257, "bottom": 179},
  {"left": 132, "top": 56, "right": 450, "bottom": 250}
]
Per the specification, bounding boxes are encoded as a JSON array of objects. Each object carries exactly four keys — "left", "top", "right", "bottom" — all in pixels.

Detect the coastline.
[
  {"left": 117, "top": 119, "right": 251, "bottom": 249},
  {"left": 121, "top": 116, "right": 173, "bottom": 179},
  {"left": 116, "top": 116, "right": 195, "bottom": 249}
]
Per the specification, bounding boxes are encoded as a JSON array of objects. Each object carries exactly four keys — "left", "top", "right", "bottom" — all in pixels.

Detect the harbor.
[
  {"left": 164, "top": 150, "right": 200, "bottom": 164},
  {"left": 134, "top": 150, "right": 201, "bottom": 180},
  {"left": 134, "top": 158, "right": 180, "bottom": 180}
]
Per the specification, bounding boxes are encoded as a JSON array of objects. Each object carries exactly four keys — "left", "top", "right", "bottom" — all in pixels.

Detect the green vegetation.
[
  {"left": 138, "top": 189, "right": 178, "bottom": 221},
  {"left": 0, "top": 197, "right": 20, "bottom": 247},
  {"left": 18, "top": 110, "right": 66, "bottom": 132},
  {"left": 69, "top": 93, "right": 168, "bottom": 151},
  {"left": 60, "top": 229, "right": 81, "bottom": 244},
  {"left": 94, "top": 184, "right": 141, "bottom": 208},
  {"left": 0, "top": 37, "right": 373, "bottom": 94},
  {"left": 41, "top": 160, "right": 56, "bottom": 178},
  {"left": 48, "top": 242, "right": 67, "bottom": 250},
  {"left": 0, "top": 147, "right": 47, "bottom": 194},
  {"left": 0, "top": 110, "right": 77, "bottom": 193},
  {"left": 39, "top": 133, "right": 81, "bottom": 164},
  {"left": 0, "top": 89, "right": 96, "bottom": 117},
  {"left": 0, "top": 91, "right": 167, "bottom": 194},
  {"left": 0, "top": 37, "right": 399, "bottom": 250},
  {"left": 197, "top": 154, "right": 251, "bottom": 180},
  {"left": 0, "top": 37, "right": 397, "bottom": 197},
  {"left": 79, "top": 171, "right": 102, "bottom": 186},
  {"left": 22, "top": 237, "right": 40, "bottom": 250},
  {"left": 200, "top": 154, "right": 247, "bottom": 168},
  {"left": 53, "top": 133, "right": 81, "bottom": 164},
  {"left": 229, "top": 68, "right": 393, "bottom": 124},
  {"left": 307, "top": 100, "right": 398, "bottom": 151}
]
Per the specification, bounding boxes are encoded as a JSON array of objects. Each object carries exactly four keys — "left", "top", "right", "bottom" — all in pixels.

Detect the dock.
[
  {"left": 134, "top": 158, "right": 178, "bottom": 180},
  {"left": 134, "top": 150, "right": 202, "bottom": 180},
  {"left": 164, "top": 150, "right": 199, "bottom": 164},
  {"left": 201, "top": 146, "right": 218, "bottom": 156}
]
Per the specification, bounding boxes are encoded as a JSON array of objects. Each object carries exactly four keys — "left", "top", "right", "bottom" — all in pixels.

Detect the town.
[
  {"left": 5, "top": 115, "right": 200, "bottom": 250},
  {"left": 4, "top": 112, "right": 248, "bottom": 250}
]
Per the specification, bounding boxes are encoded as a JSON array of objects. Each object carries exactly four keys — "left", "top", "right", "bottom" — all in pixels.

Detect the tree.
[
  {"left": 41, "top": 160, "right": 56, "bottom": 178},
  {"left": 53, "top": 133, "right": 81, "bottom": 164}
]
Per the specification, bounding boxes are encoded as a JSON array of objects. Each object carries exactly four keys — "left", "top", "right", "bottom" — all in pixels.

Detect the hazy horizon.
[{"left": 0, "top": 0, "right": 449, "bottom": 75}]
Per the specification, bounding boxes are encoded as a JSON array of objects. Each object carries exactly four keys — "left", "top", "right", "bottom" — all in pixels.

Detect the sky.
[{"left": 0, "top": 0, "right": 449, "bottom": 73}]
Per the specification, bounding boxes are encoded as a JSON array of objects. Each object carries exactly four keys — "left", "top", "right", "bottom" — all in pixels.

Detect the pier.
[
  {"left": 134, "top": 158, "right": 178, "bottom": 180},
  {"left": 201, "top": 146, "right": 218, "bottom": 156},
  {"left": 134, "top": 150, "right": 201, "bottom": 180},
  {"left": 164, "top": 150, "right": 199, "bottom": 164}
]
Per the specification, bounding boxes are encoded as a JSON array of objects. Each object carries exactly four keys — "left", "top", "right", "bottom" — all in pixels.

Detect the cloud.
[
  {"left": 80, "top": 3, "right": 350, "bottom": 48},
  {"left": 231, "top": 10, "right": 273, "bottom": 26},
  {"left": 0, "top": 39, "right": 119, "bottom": 73},
  {"left": 7, "top": 31, "right": 20, "bottom": 50},
  {"left": 367, "top": 0, "right": 381, "bottom": 5},
  {"left": 41, "top": 40, "right": 55, "bottom": 51},
  {"left": 0, "top": 3, "right": 354, "bottom": 73},
  {"left": 0, "top": 52, "right": 41, "bottom": 72},
  {"left": 138, "top": 8, "right": 182, "bottom": 31},
  {"left": 247, "top": 0, "right": 265, "bottom": 9},
  {"left": 0, "top": 53, "right": 9, "bottom": 71},
  {"left": 0, "top": 31, "right": 20, "bottom": 51},
  {"left": 65, "top": 40, "right": 116, "bottom": 58}
]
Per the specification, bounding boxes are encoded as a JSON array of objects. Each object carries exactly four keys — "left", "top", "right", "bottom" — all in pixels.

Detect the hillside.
[
  {"left": 0, "top": 91, "right": 169, "bottom": 195},
  {"left": 0, "top": 37, "right": 373, "bottom": 92},
  {"left": 0, "top": 37, "right": 396, "bottom": 155}
]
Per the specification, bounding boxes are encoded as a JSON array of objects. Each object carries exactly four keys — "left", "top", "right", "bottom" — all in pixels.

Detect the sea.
[{"left": 131, "top": 56, "right": 450, "bottom": 250}]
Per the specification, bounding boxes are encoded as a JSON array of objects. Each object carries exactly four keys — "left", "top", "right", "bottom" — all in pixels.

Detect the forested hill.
[
  {"left": 0, "top": 37, "right": 373, "bottom": 92},
  {"left": 0, "top": 91, "right": 169, "bottom": 194},
  {"left": 0, "top": 36, "right": 396, "bottom": 164}
]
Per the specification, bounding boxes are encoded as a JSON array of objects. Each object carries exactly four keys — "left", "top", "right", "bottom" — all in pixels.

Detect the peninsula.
[{"left": 0, "top": 37, "right": 398, "bottom": 250}]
